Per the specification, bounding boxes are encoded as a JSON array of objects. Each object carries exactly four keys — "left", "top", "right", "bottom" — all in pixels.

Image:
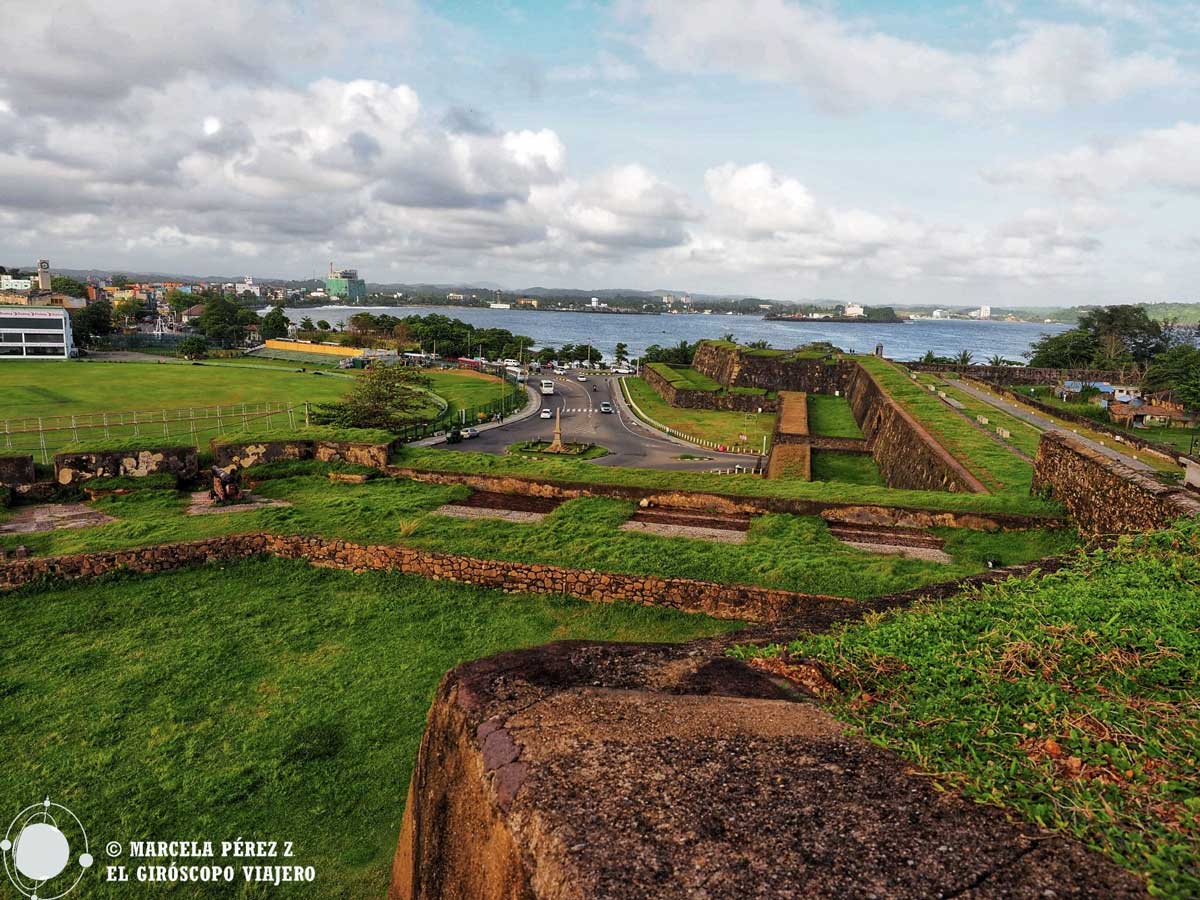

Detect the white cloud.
[
  {"left": 620, "top": 0, "right": 1186, "bottom": 114},
  {"left": 986, "top": 122, "right": 1200, "bottom": 195},
  {"left": 549, "top": 52, "right": 640, "bottom": 83},
  {"left": 686, "top": 162, "right": 1105, "bottom": 284}
]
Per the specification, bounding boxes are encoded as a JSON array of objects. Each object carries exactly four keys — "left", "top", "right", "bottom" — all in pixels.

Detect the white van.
[{"left": 540, "top": 379, "right": 555, "bottom": 396}]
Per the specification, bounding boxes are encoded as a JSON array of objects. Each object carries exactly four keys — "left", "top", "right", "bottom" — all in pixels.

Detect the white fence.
[{"left": 2, "top": 400, "right": 308, "bottom": 462}]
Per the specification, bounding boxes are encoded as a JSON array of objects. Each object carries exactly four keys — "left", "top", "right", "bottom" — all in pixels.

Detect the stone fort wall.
[{"left": 1031, "top": 432, "right": 1200, "bottom": 536}]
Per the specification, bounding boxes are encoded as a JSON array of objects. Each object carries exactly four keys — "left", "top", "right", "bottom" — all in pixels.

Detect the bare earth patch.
[
  {"left": 619, "top": 520, "right": 748, "bottom": 544},
  {"left": 0, "top": 503, "right": 116, "bottom": 534},
  {"left": 435, "top": 504, "right": 547, "bottom": 524},
  {"left": 186, "top": 492, "right": 292, "bottom": 516},
  {"left": 841, "top": 540, "right": 952, "bottom": 563}
]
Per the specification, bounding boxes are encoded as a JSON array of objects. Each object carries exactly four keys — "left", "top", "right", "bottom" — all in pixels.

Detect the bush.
[{"left": 176, "top": 336, "right": 209, "bottom": 360}]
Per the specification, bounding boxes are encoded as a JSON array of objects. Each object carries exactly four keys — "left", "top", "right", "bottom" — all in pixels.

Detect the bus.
[{"left": 540, "top": 379, "right": 555, "bottom": 396}]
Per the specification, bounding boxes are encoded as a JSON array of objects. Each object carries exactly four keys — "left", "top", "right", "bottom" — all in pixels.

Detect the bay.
[{"left": 282, "top": 305, "right": 1069, "bottom": 363}]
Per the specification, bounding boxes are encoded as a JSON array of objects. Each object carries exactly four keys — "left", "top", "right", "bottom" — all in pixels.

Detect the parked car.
[
  {"left": 599, "top": 401, "right": 613, "bottom": 413},
  {"left": 461, "top": 427, "right": 479, "bottom": 439},
  {"left": 539, "top": 408, "right": 553, "bottom": 419}
]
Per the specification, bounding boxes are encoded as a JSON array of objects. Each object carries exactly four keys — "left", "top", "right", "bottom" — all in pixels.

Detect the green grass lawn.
[
  {"left": 932, "top": 378, "right": 1044, "bottom": 458},
  {"left": 0, "top": 361, "right": 518, "bottom": 457},
  {"left": 735, "top": 519, "right": 1200, "bottom": 897},
  {"left": 644, "top": 362, "right": 723, "bottom": 392},
  {"left": 810, "top": 450, "right": 883, "bottom": 485},
  {"left": 805, "top": 394, "right": 864, "bottom": 438},
  {"left": 422, "top": 369, "right": 523, "bottom": 424},
  {"left": 393, "top": 446, "right": 1064, "bottom": 517},
  {"left": 856, "top": 356, "right": 1035, "bottom": 498},
  {"left": 0, "top": 559, "right": 736, "bottom": 899},
  {"left": 0, "top": 472, "right": 1078, "bottom": 599},
  {"left": 625, "top": 376, "right": 775, "bottom": 450}
]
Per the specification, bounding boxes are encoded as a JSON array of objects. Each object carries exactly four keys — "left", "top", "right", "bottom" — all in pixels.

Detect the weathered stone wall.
[
  {"left": 53, "top": 446, "right": 198, "bottom": 485},
  {"left": 691, "top": 342, "right": 855, "bottom": 395},
  {"left": 384, "top": 466, "right": 1054, "bottom": 531},
  {"left": 690, "top": 344, "right": 975, "bottom": 493},
  {"left": 641, "top": 364, "right": 777, "bottom": 413},
  {"left": 1031, "top": 432, "right": 1200, "bottom": 535},
  {"left": 845, "top": 366, "right": 986, "bottom": 494},
  {"left": 908, "top": 362, "right": 1130, "bottom": 385},
  {"left": 212, "top": 439, "right": 393, "bottom": 469},
  {"left": 0, "top": 454, "right": 35, "bottom": 487},
  {"left": 0, "top": 532, "right": 850, "bottom": 622}
]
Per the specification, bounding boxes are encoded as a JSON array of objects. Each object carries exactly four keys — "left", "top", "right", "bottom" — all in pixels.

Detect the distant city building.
[
  {"left": 325, "top": 263, "right": 367, "bottom": 303},
  {"left": 931, "top": 309, "right": 946, "bottom": 319},
  {"left": 0, "top": 274, "right": 32, "bottom": 292},
  {"left": 843, "top": 303, "right": 865, "bottom": 317},
  {"left": 232, "top": 276, "right": 261, "bottom": 298},
  {"left": 517, "top": 297, "right": 539, "bottom": 308},
  {"left": 0, "top": 305, "right": 74, "bottom": 359},
  {"left": 446, "top": 292, "right": 466, "bottom": 301},
  {"left": 971, "top": 305, "right": 991, "bottom": 319},
  {"left": 489, "top": 302, "right": 511, "bottom": 309}
]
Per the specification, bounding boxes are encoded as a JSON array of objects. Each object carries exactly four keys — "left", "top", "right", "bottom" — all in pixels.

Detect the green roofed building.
[{"left": 326, "top": 264, "right": 367, "bottom": 303}]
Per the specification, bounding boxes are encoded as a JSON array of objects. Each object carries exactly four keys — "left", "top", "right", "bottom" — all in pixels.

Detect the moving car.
[
  {"left": 577, "top": 374, "right": 588, "bottom": 382},
  {"left": 599, "top": 401, "right": 613, "bottom": 413},
  {"left": 460, "top": 427, "right": 479, "bottom": 439},
  {"left": 539, "top": 408, "right": 553, "bottom": 419}
]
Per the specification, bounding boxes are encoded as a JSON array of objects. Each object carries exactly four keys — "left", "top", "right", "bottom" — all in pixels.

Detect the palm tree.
[
  {"left": 920, "top": 350, "right": 937, "bottom": 364},
  {"left": 955, "top": 350, "right": 974, "bottom": 366},
  {"left": 987, "top": 354, "right": 1010, "bottom": 367},
  {"left": 300, "top": 316, "right": 315, "bottom": 331}
]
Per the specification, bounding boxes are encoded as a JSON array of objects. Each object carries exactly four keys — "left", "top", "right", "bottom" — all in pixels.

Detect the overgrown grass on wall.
[
  {"left": 855, "top": 356, "right": 1035, "bottom": 498},
  {"left": 0, "top": 475, "right": 1077, "bottom": 599},
  {"left": 733, "top": 519, "right": 1200, "bottom": 897}
]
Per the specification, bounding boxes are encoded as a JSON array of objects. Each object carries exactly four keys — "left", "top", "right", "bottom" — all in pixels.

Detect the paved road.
[
  {"left": 438, "top": 374, "right": 760, "bottom": 471},
  {"left": 952, "top": 378, "right": 1160, "bottom": 473}
]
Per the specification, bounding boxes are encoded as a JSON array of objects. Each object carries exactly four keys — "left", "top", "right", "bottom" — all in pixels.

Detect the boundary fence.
[{"left": 2, "top": 401, "right": 306, "bottom": 462}]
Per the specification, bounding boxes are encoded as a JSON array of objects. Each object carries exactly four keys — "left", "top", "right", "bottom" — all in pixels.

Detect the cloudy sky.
[{"left": 2, "top": 0, "right": 1197, "bottom": 305}]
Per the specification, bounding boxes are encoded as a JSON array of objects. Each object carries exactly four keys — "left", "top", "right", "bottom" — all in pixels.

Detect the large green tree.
[
  {"left": 261, "top": 306, "right": 290, "bottom": 340},
  {"left": 1142, "top": 345, "right": 1200, "bottom": 393},
  {"left": 312, "top": 364, "right": 432, "bottom": 430},
  {"left": 69, "top": 299, "right": 113, "bottom": 347},
  {"left": 1027, "top": 329, "right": 1100, "bottom": 368},
  {"left": 50, "top": 275, "right": 87, "bottom": 298}
]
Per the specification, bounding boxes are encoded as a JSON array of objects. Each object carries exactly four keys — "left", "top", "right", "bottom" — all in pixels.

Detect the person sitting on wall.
[{"left": 210, "top": 464, "right": 243, "bottom": 504}]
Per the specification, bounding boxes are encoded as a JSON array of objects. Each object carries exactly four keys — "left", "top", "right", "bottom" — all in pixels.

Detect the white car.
[
  {"left": 460, "top": 427, "right": 479, "bottom": 439},
  {"left": 577, "top": 374, "right": 588, "bottom": 382},
  {"left": 539, "top": 408, "right": 553, "bottom": 419}
]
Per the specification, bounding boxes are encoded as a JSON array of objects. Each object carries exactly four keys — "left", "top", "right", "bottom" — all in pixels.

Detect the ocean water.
[{"left": 282, "top": 305, "right": 1070, "bottom": 363}]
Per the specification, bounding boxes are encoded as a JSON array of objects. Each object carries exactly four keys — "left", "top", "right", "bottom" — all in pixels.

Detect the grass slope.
[
  {"left": 0, "top": 559, "right": 735, "bottom": 898},
  {"left": 856, "top": 356, "right": 1034, "bottom": 498},
  {"left": 736, "top": 520, "right": 1200, "bottom": 897},
  {"left": 625, "top": 376, "right": 775, "bottom": 449},
  {"left": 392, "top": 446, "right": 1063, "bottom": 517},
  {"left": 0, "top": 475, "right": 1078, "bottom": 600},
  {"left": 806, "top": 394, "right": 864, "bottom": 439},
  {"left": 810, "top": 451, "right": 884, "bottom": 485}
]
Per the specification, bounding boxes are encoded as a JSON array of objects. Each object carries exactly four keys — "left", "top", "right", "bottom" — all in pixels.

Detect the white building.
[
  {"left": 489, "top": 302, "right": 511, "bottom": 309},
  {"left": 0, "top": 274, "right": 32, "bottom": 292},
  {"left": 931, "top": 309, "right": 946, "bottom": 319},
  {"left": 972, "top": 305, "right": 991, "bottom": 320},
  {"left": 843, "top": 303, "right": 865, "bottom": 317},
  {"left": 0, "top": 305, "right": 74, "bottom": 358}
]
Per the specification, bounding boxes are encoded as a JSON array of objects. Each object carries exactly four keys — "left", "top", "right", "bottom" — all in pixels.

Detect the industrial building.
[
  {"left": 325, "top": 264, "right": 367, "bottom": 303},
  {"left": 0, "top": 305, "right": 75, "bottom": 358}
]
